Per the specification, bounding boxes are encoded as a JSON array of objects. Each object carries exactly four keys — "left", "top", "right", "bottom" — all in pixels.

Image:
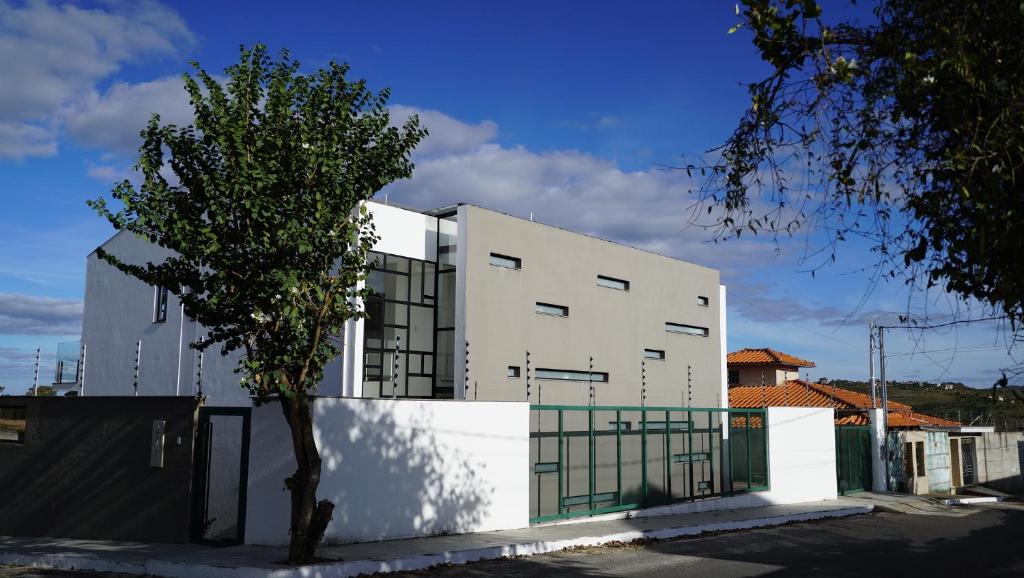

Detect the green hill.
[{"left": 824, "top": 379, "right": 1024, "bottom": 431}]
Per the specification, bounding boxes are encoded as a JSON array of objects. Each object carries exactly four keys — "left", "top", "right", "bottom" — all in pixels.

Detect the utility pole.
[
  {"left": 869, "top": 323, "right": 876, "bottom": 408},
  {"left": 878, "top": 325, "right": 890, "bottom": 489}
]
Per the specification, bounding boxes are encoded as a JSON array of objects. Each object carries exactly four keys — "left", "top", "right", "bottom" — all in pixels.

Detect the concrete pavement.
[{"left": 0, "top": 498, "right": 873, "bottom": 578}]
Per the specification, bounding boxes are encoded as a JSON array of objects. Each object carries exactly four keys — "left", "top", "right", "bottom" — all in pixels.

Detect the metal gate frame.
[
  {"left": 190, "top": 406, "right": 251, "bottom": 545},
  {"left": 835, "top": 425, "right": 871, "bottom": 495}
]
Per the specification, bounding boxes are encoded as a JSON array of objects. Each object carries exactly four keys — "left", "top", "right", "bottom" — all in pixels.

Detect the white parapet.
[{"left": 245, "top": 397, "right": 530, "bottom": 546}]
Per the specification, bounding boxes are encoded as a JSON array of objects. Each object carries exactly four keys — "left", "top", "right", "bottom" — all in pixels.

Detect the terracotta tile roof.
[
  {"left": 727, "top": 379, "right": 959, "bottom": 428},
  {"left": 727, "top": 348, "right": 816, "bottom": 368}
]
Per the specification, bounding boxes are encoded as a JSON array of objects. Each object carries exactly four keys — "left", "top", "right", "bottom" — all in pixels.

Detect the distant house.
[
  {"left": 725, "top": 347, "right": 988, "bottom": 496},
  {"left": 726, "top": 347, "right": 959, "bottom": 429}
]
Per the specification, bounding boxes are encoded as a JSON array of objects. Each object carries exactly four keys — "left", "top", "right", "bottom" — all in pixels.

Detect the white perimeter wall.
[{"left": 245, "top": 398, "right": 529, "bottom": 545}]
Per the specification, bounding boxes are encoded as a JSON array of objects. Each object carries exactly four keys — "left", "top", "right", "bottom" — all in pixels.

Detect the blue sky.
[{"left": 0, "top": 0, "right": 1018, "bottom": 393}]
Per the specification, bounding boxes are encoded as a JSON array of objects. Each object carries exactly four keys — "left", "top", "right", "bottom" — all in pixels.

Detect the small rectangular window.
[
  {"left": 597, "top": 275, "right": 629, "bottom": 291},
  {"left": 666, "top": 322, "right": 708, "bottom": 337},
  {"left": 728, "top": 369, "right": 740, "bottom": 385},
  {"left": 507, "top": 366, "right": 521, "bottom": 378},
  {"left": 536, "top": 302, "right": 569, "bottom": 317},
  {"left": 697, "top": 295, "right": 709, "bottom": 307},
  {"left": 153, "top": 286, "right": 169, "bottom": 323},
  {"left": 609, "top": 420, "right": 632, "bottom": 431},
  {"left": 644, "top": 349, "right": 665, "bottom": 360},
  {"left": 489, "top": 253, "right": 521, "bottom": 270},
  {"left": 536, "top": 368, "right": 608, "bottom": 382},
  {"left": 0, "top": 406, "right": 27, "bottom": 444}
]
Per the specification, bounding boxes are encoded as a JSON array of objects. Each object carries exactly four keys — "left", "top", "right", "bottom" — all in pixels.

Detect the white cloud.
[
  {"left": 0, "top": 0, "right": 194, "bottom": 159},
  {"left": 390, "top": 105, "right": 498, "bottom": 158},
  {"left": 65, "top": 76, "right": 194, "bottom": 154},
  {"left": 383, "top": 107, "right": 775, "bottom": 273},
  {"left": 0, "top": 120, "right": 55, "bottom": 159},
  {"left": 0, "top": 293, "right": 82, "bottom": 335}
]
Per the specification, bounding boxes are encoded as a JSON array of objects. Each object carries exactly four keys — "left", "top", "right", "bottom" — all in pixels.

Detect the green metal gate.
[
  {"left": 529, "top": 405, "right": 769, "bottom": 523},
  {"left": 835, "top": 426, "right": 871, "bottom": 495}
]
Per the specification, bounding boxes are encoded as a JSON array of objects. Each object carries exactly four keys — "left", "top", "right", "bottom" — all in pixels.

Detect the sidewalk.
[{"left": 0, "top": 499, "right": 873, "bottom": 578}]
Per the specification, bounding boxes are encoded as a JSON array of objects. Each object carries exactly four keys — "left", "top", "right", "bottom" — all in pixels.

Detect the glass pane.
[
  {"left": 409, "top": 305, "right": 434, "bottom": 351},
  {"left": 384, "top": 327, "right": 407, "bottom": 351},
  {"left": 422, "top": 262, "right": 436, "bottom": 299},
  {"left": 410, "top": 260, "right": 424, "bottom": 304},
  {"left": 536, "top": 303, "right": 568, "bottom": 317},
  {"left": 408, "top": 376, "right": 433, "bottom": 397},
  {"left": 385, "top": 255, "right": 410, "bottom": 273},
  {"left": 364, "top": 298, "right": 384, "bottom": 349},
  {"left": 489, "top": 253, "right": 520, "bottom": 269},
  {"left": 384, "top": 272, "right": 409, "bottom": 301},
  {"left": 384, "top": 301, "right": 407, "bottom": 326},
  {"left": 407, "top": 353, "right": 422, "bottom": 374},
  {"left": 666, "top": 322, "right": 708, "bottom": 336},
  {"left": 436, "top": 332, "right": 455, "bottom": 385},
  {"left": 597, "top": 275, "right": 628, "bottom": 291},
  {"left": 437, "top": 272, "right": 456, "bottom": 328},
  {"left": 367, "top": 270, "right": 385, "bottom": 296},
  {"left": 367, "top": 251, "right": 384, "bottom": 270},
  {"left": 363, "top": 380, "right": 381, "bottom": 398},
  {"left": 422, "top": 354, "right": 433, "bottom": 374}
]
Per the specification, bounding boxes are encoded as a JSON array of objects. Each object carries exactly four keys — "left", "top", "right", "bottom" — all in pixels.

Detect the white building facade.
[{"left": 74, "top": 202, "right": 729, "bottom": 408}]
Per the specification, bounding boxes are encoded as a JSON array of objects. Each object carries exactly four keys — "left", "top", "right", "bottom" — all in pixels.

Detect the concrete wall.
[
  {"left": 977, "top": 431, "right": 1024, "bottom": 494},
  {"left": 732, "top": 366, "right": 800, "bottom": 386},
  {"left": 81, "top": 231, "right": 252, "bottom": 406},
  {"left": 245, "top": 397, "right": 530, "bottom": 545},
  {"left": 0, "top": 396, "right": 199, "bottom": 543},
  {"left": 460, "top": 205, "right": 723, "bottom": 407}
]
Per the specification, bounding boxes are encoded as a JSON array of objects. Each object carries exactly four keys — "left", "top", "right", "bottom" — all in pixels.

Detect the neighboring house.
[
  {"left": 67, "top": 201, "right": 728, "bottom": 408},
  {"left": 725, "top": 347, "right": 982, "bottom": 495},
  {"left": 727, "top": 347, "right": 815, "bottom": 386}
]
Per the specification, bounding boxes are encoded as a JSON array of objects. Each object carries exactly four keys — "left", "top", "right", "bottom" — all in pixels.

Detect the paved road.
[
  {"left": 398, "top": 503, "right": 1024, "bottom": 577},
  {"left": 4, "top": 503, "right": 1022, "bottom": 577}
]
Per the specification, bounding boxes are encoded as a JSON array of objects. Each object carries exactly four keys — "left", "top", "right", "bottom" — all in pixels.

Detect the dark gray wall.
[{"left": 0, "top": 396, "right": 199, "bottom": 543}]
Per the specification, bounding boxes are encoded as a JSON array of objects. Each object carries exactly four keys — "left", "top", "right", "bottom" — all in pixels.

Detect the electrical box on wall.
[{"left": 150, "top": 420, "right": 165, "bottom": 468}]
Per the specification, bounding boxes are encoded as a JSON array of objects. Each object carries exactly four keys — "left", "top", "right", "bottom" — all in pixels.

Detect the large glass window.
[{"left": 363, "top": 252, "right": 438, "bottom": 399}]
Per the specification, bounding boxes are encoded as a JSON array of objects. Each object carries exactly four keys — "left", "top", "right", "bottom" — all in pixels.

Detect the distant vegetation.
[{"left": 820, "top": 378, "right": 1024, "bottom": 431}]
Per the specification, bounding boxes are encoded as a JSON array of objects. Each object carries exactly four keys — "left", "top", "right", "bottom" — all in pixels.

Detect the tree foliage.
[
  {"left": 89, "top": 44, "right": 425, "bottom": 563},
  {"left": 698, "top": 1, "right": 1024, "bottom": 336}
]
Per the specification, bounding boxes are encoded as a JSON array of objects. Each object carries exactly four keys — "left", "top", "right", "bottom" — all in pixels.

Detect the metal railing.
[{"left": 529, "top": 405, "right": 769, "bottom": 523}]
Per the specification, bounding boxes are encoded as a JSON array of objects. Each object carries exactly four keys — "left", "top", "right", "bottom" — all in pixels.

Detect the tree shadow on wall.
[{"left": 247, "top": 398, "right": 495, "bottom": 549}]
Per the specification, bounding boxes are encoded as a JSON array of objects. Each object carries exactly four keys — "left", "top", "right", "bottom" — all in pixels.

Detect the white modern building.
[{"left": 71, "top": 201, "right": 729, "bottom": 408}]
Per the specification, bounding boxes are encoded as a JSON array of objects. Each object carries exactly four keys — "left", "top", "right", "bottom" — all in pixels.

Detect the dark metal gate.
[
  {"left": 835, "top": 426, "right": 872, "bottom": 495},
  {"left": 191, "top": 407, "right": 251, "bottom": 545}
]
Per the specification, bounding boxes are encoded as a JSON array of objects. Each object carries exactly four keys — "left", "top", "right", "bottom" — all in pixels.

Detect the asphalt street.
[{"left": 397, "top": 503, "right": 1024, "bottom": 577}]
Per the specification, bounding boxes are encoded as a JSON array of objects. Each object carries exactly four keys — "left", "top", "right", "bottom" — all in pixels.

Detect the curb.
[
  {"left": 942, "top": 496, "right": 1001, "bottom": 506},
  {"left": 0, "top": 506, "right": 873, "bottom": 578}
]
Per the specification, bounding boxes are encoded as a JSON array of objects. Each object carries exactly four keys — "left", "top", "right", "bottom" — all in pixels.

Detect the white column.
[{"left": 869, "top": 407, "right": 887, "bottom": 492}]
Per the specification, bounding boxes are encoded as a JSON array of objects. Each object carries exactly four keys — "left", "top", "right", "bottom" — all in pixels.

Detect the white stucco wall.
[
  {"left": 245, "top": 397, "right": 529, "bottom": 545},
  {"left": 762, "top": 407, "right": 838, "bottom": 503}
]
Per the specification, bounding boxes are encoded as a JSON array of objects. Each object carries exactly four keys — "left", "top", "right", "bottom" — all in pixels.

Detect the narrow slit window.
[
  {"left": 489, "top": 253, "right": 521, "bottom": 270},
  {"left": 507, "top": 365, "right": 521, "bottom": 378},
  {"left": 644, "top": 349, "right": 665, "bottom": 360},
  {"left": 666, "top": 322, "right": 708, "bottom": 337},
  {"left": 597, "top": 275, "right": 629, "bottom": 291},
  {"left": 697, "top": 295, "right": 709, "bottom": 307},
  {"left": 536, "top": 302, "right": 568, "bottom": 317},
  {"left": 153, "top": 286, "right": 169, "bottom": 323},
  {"left": 535, "top": 368, "right": 608, "bottom": 382}
]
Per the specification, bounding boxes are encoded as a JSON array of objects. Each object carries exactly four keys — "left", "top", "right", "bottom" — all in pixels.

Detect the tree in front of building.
[
  {"left": 696, "top": 1, "right": 1023, "bottom": 343},
  {"left": 88, "top": 45, "right": 425, "bottom": 564}
]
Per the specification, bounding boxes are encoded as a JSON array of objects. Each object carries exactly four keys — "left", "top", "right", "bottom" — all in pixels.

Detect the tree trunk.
[{"left": 280, "top": 392, "right": 335, "bottom": 564}]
